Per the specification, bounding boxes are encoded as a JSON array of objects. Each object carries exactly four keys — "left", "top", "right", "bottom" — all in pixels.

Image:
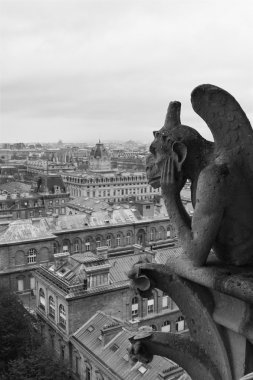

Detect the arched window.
[
  {"left": 126, "top": 232, "right": 131, "bottom": 245},
  {"left": 73, "top": 238, "right": 80, "bottom": 253},
  {"left": 161, "top": 320, "right": 171, "bottom": 332},
  {"left": 116, "top": 234, "right": 121, "bottom": 247},
  {"left": 176, "top": 316, "right": 185, "bottom": 332},
  {"left": 27, "top": 248, "right": 37, "bottom": 264},
  {"left": 131, "top": 296, "right": 139, "bottom": 320},
  {"left": 96, "top": 237, "right": 101, "bottom": 248},
  {"left": 59, "top": 304, "right": 66, "bottom": 329},
  {"left": 150, "top": 228, "right": 155, "bottom": 241},
  {"left": 85, "top": 238, "right": 90, "bottom": 251},
  {"left": 62, "top": 240, "right": 70, "bottom": 253},
  {"left": 39, "top": 288, "right": 45, "bottom": 310},
  {"left": 49, "top": 296, "right": 55, "bottom": 319},
  {"left": 150, "top": 324, "right": 157, "bottom": 331},
  {"left": 53, "top": 241, "right": 59, "bottom": 254},
  {"left": 167, "top": 226, "right": 171, "bottom": 238},
  {"left": 106, "top": 235, "right": 111, "bottom": 247},
  {"left": 158, "top": 227, "right": 165, "bottom": 240}
]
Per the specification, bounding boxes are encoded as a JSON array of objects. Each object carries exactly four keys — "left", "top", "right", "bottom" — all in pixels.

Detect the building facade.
[
  {"left": 0, "top": 201, "right": 175, "bottom": 294},
  {"left": 0, "top": 175, "right": 70, "bottom": 220},
  {"left": 34, "top": 246, "right": 187, "bottom": 379},
  {"left": 62, "top": 171, "right": 161, "bottom": 202}
]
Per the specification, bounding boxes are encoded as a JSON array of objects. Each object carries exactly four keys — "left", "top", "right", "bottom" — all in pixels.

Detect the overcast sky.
[{"left": 1, "top": 0, "right": 252, "bottom": 143}]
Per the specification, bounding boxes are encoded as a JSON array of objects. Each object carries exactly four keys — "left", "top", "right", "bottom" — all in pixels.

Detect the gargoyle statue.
[{"left": 148, "top": 84, "right": 253, "bottom": 266}]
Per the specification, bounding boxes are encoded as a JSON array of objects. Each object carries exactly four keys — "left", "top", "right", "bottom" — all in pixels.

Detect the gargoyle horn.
[{"left": 164, "top": 101, "right": 181, "bottom": 129}]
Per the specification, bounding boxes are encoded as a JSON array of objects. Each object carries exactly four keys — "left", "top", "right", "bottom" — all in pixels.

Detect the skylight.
[
  {"left": 123, "top": 353, "right": 129, "bottom": 362},
  {"left": 138, "top": 365, "right": 148, "bottom": 374},
  {"left": 110, "top": 344, "right": 119, "bottom": 352},
  {"left": 87, "top": 325, "right": 94, "bottom": 332}
]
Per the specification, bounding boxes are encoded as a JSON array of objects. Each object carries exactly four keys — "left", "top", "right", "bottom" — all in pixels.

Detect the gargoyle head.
[{"left": 148, "top": 101, "right": 205, "bottom": 188}]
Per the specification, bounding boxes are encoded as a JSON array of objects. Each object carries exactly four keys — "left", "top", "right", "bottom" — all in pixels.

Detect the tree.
[
  {"left": 0, "top": 289, "right": 71, "bottom": 379},
  {"left": 0, "top": 288, "right": 39, "bottom": 369},
  {"left": 1, "top": 347, "right": 70, "bottom": 380}
]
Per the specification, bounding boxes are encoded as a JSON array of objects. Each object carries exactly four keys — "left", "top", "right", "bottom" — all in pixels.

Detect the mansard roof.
[
  {"left": 71, "top": 311, "right": 185, "bottom": 380},
  {"left": 0, "top": 219, "right": 55, "bottom": 244}
]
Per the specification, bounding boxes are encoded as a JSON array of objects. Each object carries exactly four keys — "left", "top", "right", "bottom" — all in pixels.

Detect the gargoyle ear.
[{"left": 172, "top": 141, "right": 187, "bottom": 171}]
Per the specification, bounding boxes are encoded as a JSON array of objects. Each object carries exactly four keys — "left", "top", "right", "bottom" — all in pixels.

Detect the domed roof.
[{"left": 90, "top": 141, "right": 110, "bottom": 159}]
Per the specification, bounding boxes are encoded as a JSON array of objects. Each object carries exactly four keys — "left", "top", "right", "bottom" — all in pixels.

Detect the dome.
[{"left": 89, "top": 141, "right": 112, "bottom": 172}]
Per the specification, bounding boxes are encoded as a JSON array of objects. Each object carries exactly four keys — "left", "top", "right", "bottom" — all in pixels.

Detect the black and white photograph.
[{"left": 0, "top": 1, "right": 253, "bottom": 379}]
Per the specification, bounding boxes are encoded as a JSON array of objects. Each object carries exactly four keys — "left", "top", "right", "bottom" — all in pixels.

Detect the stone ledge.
[{"left": 165, "top": 251, "right": 253, "bottom": 304}]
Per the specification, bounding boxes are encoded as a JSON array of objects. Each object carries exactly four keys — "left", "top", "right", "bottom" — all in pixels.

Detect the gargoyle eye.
[{"left": 153, "top": 131, "right": 159, "bottom": 138}]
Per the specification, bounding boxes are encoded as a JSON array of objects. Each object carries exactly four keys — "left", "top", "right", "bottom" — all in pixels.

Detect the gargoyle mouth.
[{"left": 148, "top": 176, "right": 161, "bottom": 189}]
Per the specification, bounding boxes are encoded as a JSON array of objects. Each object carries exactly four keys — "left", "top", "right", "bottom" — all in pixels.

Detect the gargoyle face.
[
  {"left": 146, "top": 153, "right": 161, "bottom": 189},
  {"left": 146, "top": 128, "right": 174, "bottom": 189},
  {"left": 147, "top": 128, "right": 188, "bottom": 189}
]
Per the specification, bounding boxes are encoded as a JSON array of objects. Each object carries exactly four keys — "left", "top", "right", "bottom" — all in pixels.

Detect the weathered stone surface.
[
  {"left": 129, "top": 85, "right": 253, "bottom": 379},
  {"left": 148, "top": 84, "right": 253, "bottom": 267}
]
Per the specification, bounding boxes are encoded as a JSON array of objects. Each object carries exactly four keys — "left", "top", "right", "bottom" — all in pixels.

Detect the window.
[
  {"left": 91, "top": 274, "right": 108, "bottom": 288},
  {"left": 49, "top": 296, "right": 55, "bottom": 319},
  {"left": 110, "top": 343, "right": 119, "bottom": 352},
  {"left": 150, "top": 324, "right": 157, "bottom": 331},
  {"left": 116, "top": 234, "right": 121, "bottom": 247},
  {"left": 167, "top": 226, "right": 171, "bottom": 238},
  {"left": 161, "top": 320, "right": 171, "bottom": 332},
  {"left": 150, "top": 228, "right": 155, "bottom": 241},
  {"left": 86, "top": 367, "right": 91, "bottom": 380},
  {"left": 126, "top": 232, "right": 131, "bottom": 245},
  {"left": 73, "top": 239, "right": 80, "bottom": 253},
  {"left": 162, "top": 293, "right": 169, "bottom": 309},
  {"left": 106, "top": 235, "right": 111, "bottom": 247},
  {"left": 75, "top": 357, "right": 79, "bottom": 375},
  {"left": 176, "top": 316, "right": 185, "bottom": 332},
  {"left": 147, "top": 297, "right": 154, "bottom": 314},
  {"left": 39, "top": 288, "right": 45, "bottom": 310},
  {"left": 53, "top": 242, "right": 59, "bottom": 254},
  {"left": 59, "top": 304, "right": 66, "bottom": 329},
  {"left": 17, "top": 278, "right": 24, "bottom": 292},
  {"left": 96, "top": 237, "right": 101, "bottom": 248},
  {"left": 27, "top": 248, "right": 37, "bottom": 264},
  {"left": 131, "top": 296, "right": 139, "bottom": 319},
  {"left": 30, "top": 276, "right": 35, "bottom": 290},
  {"left": 85, "top": 239, "right": 90, "bottom": 251}
]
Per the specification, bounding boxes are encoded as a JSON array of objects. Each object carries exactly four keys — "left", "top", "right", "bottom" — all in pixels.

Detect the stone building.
[
  {"left": 0, "top": 175, "right": 70, "bottom": 220},
  {"left": 0, "top": 201, "right": 175, "bottom": 293},
  {"left": 0, "top": 219, "right": 55, "bottom": 292},
  {"left": 27, "top": 158, "right": 76, "bottom": 175},
  {"left": 62, "top": 171, "right": 161, "bottom": 202},
  {"left": 89, "top": 141, "right": 112, "bottom": 173},
  {"left": 34, "top": 245, "right": 186, "bottom": 378},
  {"left": 70, "top": 311, "right": 188, "bottom": 380}
]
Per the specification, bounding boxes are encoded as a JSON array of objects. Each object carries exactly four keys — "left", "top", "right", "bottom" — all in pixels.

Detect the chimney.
[
  {"left": 100, "top": 322, "right": 122, "bottom": 346},
  {"left": 133, "top": 244, "right": 143, "bottom": 255},
  {"left": 96, "top": 246, "right": 109, "bottom": 259}
]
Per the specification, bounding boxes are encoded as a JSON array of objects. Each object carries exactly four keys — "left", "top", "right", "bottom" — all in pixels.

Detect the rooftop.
[
  {"left": 71, "top": 311, "right": 187, "bottom": 380},
  {"left": 0, "top": 181, "right": 31, "bottom": 194},
  {"left": 0, "top": 219, "right": 55, "bottom": 244}
]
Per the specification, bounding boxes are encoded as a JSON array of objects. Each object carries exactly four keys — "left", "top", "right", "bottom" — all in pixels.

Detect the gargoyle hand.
[
  {"left": 161, "top": 155, "right": 185, "bottom": 195},
  {"left": 128, "top": 332, "right": 154, "bottom": 364},
  {"left": 128, "top": 262, "right": 155, "bottom": 298}
]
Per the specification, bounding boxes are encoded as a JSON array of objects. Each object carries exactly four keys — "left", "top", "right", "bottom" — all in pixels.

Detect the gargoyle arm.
[{"left": 163, "top": 164, "right": 228, "bottom": 266}]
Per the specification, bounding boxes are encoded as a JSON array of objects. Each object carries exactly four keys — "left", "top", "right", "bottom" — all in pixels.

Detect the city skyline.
[{"left": 1, "top": 0, "right": 253, "bottom": 143}]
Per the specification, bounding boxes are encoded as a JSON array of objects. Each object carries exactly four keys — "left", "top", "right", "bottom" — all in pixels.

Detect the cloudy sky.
[{"left": 1, "top": 0, "right": 252, "bottom": 143}]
